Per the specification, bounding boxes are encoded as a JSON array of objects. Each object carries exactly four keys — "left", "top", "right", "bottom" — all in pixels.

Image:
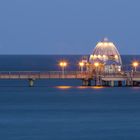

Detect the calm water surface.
[{"left": 0, "top": 80, "right": 140, "bottom": 140}]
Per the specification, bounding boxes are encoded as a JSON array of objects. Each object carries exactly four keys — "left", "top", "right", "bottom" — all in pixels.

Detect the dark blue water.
[
  {"left": 0, "top": 55, "right": 140, "bottom": 71},
  {"left": 1, "top": 55, "right": 140, "bottom": 140}
]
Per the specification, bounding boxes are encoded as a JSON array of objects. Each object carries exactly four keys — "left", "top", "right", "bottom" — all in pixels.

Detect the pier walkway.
[
  {"left": 0, "top": 71, "right": 140, "bottom": 87},
  {"left": 0, "top": 71, "right": 91, "bottom": 79}
]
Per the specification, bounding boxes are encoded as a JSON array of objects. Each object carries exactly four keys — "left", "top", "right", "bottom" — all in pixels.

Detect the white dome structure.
[{"left": 89, "top": 38, "right": 122, "bottom": 73}]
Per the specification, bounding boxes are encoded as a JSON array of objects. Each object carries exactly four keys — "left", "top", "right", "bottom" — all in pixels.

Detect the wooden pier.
[
  {"left": 0, "top": 71, "right": 91, "bottom": 79},
  {"left": 0, "top": 71, "right": 140, "bottom": 87}
]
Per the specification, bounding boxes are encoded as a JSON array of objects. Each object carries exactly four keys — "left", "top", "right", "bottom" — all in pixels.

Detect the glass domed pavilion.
[{"left": 89, "top": 38, "right": 122, "bottom": 73}]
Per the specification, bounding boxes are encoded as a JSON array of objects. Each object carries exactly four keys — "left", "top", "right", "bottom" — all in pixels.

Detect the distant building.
[{"left": 89, "top": 38, "right": 122, "bottom": 73}]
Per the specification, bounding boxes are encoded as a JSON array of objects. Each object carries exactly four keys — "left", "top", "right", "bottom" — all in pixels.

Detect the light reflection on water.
[
  {"left": 91, "top": 86, "right": 104, "bottom": 89},
  {"left": 56, "top": 86, "right": 72, "bottom": 89},
  {"left": 56, "top": 86, "right": 105, "bottom": 89},
  {"left": 77, "top": 86, "right": 88, "bottom": 89}
]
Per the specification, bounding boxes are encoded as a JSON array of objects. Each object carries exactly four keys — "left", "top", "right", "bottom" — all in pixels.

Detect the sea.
[{"left": 1, "top": 55, "right": 140, "bottom": 140}]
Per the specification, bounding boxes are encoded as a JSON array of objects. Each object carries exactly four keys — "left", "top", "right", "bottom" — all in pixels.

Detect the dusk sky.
[{"left": 0, "top": 0, "right": 140, "bottom": 54}]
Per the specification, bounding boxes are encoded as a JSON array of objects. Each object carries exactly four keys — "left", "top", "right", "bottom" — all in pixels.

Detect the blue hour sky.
[{"left": 0, "top": 0, "right": 140, "bottom": 54}]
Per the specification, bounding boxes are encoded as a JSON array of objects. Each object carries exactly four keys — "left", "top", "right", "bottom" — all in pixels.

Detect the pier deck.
[
  {"left": 0, "top": 71, "right": 140, "bottom": 87},
  {"left": 0, "top": 71, "right": 91, "bottom": 79}
]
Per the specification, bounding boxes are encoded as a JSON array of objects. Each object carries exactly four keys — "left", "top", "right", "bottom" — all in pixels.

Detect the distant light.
[
  {"left": 59, "top": 61, "right": 67, "bottom": 67},
  {"left": 132, "top": 61, "right": 139, "bottom": 72},
  {"left": 118, "top": 69, "right": 121, "bottom": 72},
  {"left": 60, "top": 62, "right": 63, "bottom": 67},
  {"left": 97, "top": 42, "right": 103, "bottom": 46},
  {"left": 109, "top": 42, "right": 113, "bottom": 46},
  {"left": 63, "top": 62, "right": 67, "bottom": 67},
  {"left": 115, "top": 55, "right": 118, "bottom": 59},
  {"left": 132, "top": 61, "right": 139, "bottom": 67},
  {"left": 79, "top": 61, "right": 84, "bottom": 67},
  {"left": 90, "top": 55, "right": 94, "bottom": 60},
  {"left": 94, "top": 62, "right": 99, "bottom": 67},
  {"left": 104, "top": 42, "right": 108, "bottom": 46},
  {"left": 98, "top": 55, "right": 102, "bottom": 58}
]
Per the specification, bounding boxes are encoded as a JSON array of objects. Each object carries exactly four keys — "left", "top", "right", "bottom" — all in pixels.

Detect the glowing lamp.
[
  {"left": 63, "top": 62, "right": 67, "bottom": 67},
  {"left": 98, "top": 55, "right": 101, "bottom": 58},
  {"left": 59, "top": 61, "right": 68, "bottom": 75},
  {"left": 97, "top": 42, "right": 103, "bottom": 46},
  {"left": 59, "top": 61, "right": 67, "bottom": 67},
  {"left": 115, "top": 55, "right": 118, "bottom": 59},
  {"left": 59, "top": 62, "right": 63, "bottom": 67},
  {"left": 104, "top": 42, "right": 108, "bottom": 46},
  {"left": 94, "top": 62, "right": 99, "bottom": 67},
  {"left": 90, "top": 55, "right": 94, "bottom": 60},
  {"left": 133, "top": 62, "right": 138, "bottom": 67},
  {"left": 79, "top": 62, "right": 84, "bottom": 67},
  {"left": 132, "top": 61, "right": 139, "bottom": 72}
]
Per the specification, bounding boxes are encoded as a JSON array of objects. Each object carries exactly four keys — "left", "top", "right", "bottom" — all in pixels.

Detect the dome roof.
[{"left": 90, "top": 38, "right": 122, "bottom": 65}]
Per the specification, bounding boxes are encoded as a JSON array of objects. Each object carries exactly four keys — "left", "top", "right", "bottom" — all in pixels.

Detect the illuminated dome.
[
  {"left": 89, "top": 38, "right": 122, "bottom": 73},
  {"left": 90, "top": 38, "right": 122, "bottom": 65}
]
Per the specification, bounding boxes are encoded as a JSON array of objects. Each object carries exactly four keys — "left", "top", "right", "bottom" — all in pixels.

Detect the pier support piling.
[
  {"left": 126, "top": 80, "right": 132, "bottom": 87},
  {"left": 133, "top": 81, "right": 140, "bottom": 87},
  {"left": 111, "top": 81, "right": 115, "bottom": 87},
  {"left": 103, "top": 81, "right": 110, "bottom": 87},
  {"left": 29, "top": 79, "right": 34, "bottom": 87},
  {"left": 82, "top": 79, "right": 91, "bottom": 86},
  {"left": 118, "top": 81, "right": 122, "bottom": 87}
]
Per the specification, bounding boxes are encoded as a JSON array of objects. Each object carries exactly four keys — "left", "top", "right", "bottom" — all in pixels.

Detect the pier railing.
[
  {"left": 0, "top": 71, "right": 140, "bottom": 81},
  {"left": 0, "top": 71, "right": 140, "bottom": 87},
  {"left": 0, "top": 71, "right": 92, "bottom": 79}
]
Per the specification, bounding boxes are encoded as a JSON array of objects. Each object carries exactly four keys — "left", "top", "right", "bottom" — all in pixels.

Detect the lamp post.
[
  {"left": 94, "top": 62, "right": 99, "bottom": 75},
  {"left": 59, "top": 61, "right": 67, "bottom": 75},
  {"left": 79, "top": 61, "right": 84, "bottom": 72},
  {"left": 94, "top": 62, "right": 99, "bottom": 86},
  {"left": 132, "top": 62, "right": 138, "bottom": 72}
]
